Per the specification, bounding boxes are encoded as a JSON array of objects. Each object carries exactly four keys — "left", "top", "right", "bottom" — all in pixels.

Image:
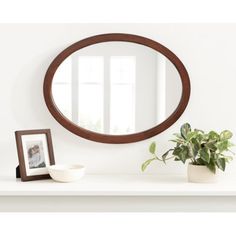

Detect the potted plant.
[{"left": 141, "top": 123, "right": 235, "bottom": 183}]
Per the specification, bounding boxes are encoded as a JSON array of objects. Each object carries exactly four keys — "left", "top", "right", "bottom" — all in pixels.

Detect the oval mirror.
[{"left": 44, "top": 34, "right": 190, "bottom": 143}]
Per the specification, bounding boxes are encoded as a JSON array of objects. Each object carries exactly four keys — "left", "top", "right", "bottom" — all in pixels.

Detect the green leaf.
[
  {"left": 216, "top": 140, "right": 229, "bottom": 153},
  {"left": 161, "top": 149, "right": 173, "bottom": 163},
  {"left": 212, "top": 153, "right": 219, "bottom": 161},
  {"left": 224, "top": 156, "right": 234, "bottom": 162},
  {"left": 195, "top": 133, "right": 204, "bottom": 143},
  {"left": 173, "top": 146, "right": 189, "bottom": 163},
  {"left": 169, "top": 139, "right": 185, "bottom": 144},
  {"left": 205, "top": 140, "right": 217, "bottom": 151},
  {"left": 220, "top": 130, "right": 233, "bottom": 140},
  {"left": 180, "top": 146, "right": 189, "bottom": 161},
  {"left": 216, "top": 158, "right": 226, "bottom": 171},
  {"left": 199, "top": 147, "right": 210, "bottom": 163},
  {"left": 194, "top": 128, "right": 204, "bottom": 134},
  {"left": 206, "top": 158, "right": 218, "bottom": 174},
  {"left": 149, "top": 142, "right": 156, "bottom": 154},
  {"left": 141, "top": 158, "right": 156, "bottom": 172},
  {"left": 206, "top": 163, "right": 216, "bottom": 174},
  {"left": 187, "top": 143, "right": 194, "bottom": 159},
  {"left": 196, "top": 158, "right": 205, "bottom": 165},
  {"left": 173, "top": 146, "right": 182, "bottom": 156},
  {"left": 191, "top": 138, "right": 201, "bottom": 157},
  {"left": 180, "top": 123, "right": 191, "bottom": 140},
  {"left": 186, "top": 131, "right": 198, "bottom": 141},
  {"left": 208, "top": 131, "right": 220, "bottom": 141}
]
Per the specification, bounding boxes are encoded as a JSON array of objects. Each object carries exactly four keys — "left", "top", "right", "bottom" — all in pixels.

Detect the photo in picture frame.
[{"left": 15, "top": 129, "right": 55, "bottom": 181}]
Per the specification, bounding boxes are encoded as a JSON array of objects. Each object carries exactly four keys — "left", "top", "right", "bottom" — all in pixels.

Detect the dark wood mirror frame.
[{"left": 43, "top": 33, "right": 191, "bottom": 144}]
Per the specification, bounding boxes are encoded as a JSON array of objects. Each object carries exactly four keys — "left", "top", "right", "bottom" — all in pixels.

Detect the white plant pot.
[{"left": 187, "top": 164, "right": 218, "bottom": 183}]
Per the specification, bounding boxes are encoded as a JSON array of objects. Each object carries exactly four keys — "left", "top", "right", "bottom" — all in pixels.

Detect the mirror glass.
[{"left": 51, "top": 42, "right": 182, "bottom": 135}]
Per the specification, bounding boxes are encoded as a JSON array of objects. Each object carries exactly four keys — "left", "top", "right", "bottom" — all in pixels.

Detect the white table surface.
[{"left": 1, "top": 174, "right": 236, "bottom": 196}]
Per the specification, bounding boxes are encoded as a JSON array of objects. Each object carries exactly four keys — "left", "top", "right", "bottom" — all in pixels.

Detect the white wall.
[{"left": 1, "top": 23, "right": 236, "bottom": 177}]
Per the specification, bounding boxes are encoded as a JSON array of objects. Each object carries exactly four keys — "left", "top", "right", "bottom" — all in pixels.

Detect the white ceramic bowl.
[{"left": 48, "top": 164, "right": 85, "bottom": 182}]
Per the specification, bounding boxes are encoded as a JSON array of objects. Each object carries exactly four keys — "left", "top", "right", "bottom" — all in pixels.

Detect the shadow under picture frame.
[{"left": 15, "top": 129, "right": 55, "bottom": 181}]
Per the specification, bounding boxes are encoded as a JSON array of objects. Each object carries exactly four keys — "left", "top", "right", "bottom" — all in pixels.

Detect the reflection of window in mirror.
[
  {"left": 52, "top": 50, "right": 182, "bottom": 135},
  {"left": 110, "top": 56, "right": 135, "bottom": 134},
  {"left": 67, "top": 55, "right": 136, "bottom": 134},
  {"left": 77, "top": 56, "right": 104, "bottom": 133},
  {"left": 77, "top": 56, "right": 136, "bottom": 134},
  {"left": 52, "top": 57, "right": 72, "bottom": 120}
]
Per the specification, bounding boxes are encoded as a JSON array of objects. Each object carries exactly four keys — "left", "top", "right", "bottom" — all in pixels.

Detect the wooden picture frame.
[{"left": 15, "top": 129, "right": 55, "bottom": 181}]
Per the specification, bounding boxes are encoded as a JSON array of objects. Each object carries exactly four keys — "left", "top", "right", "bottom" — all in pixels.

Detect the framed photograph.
[{"left": 15, "top": 129, "right": 55, "bottom": 181}]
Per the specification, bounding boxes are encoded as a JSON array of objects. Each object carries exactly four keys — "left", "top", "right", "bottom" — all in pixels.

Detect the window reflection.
[
  {"left": 76, "top": 56, "right": 136, "bottom": 134},
  {"left": 77, "top": 56, "right": 104, "bottom": 133},
  {"left": 52, "top": 57, "right": 72, "bottom": 120},
  {"left": 52, "top": 42, "right": 182, "bottom": 135},
  {"left": 110, "top": 57, "right": 135, "bottom": 134}
]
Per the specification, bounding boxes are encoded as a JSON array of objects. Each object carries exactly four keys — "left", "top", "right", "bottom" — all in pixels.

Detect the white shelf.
[{"left": 1, "top": 174, "right": 236, "bottom": 196}]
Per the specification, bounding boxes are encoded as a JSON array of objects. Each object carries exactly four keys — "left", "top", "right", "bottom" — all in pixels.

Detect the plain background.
[{"left": 1, "top": 0, "right": 236, "bottom": 235}]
